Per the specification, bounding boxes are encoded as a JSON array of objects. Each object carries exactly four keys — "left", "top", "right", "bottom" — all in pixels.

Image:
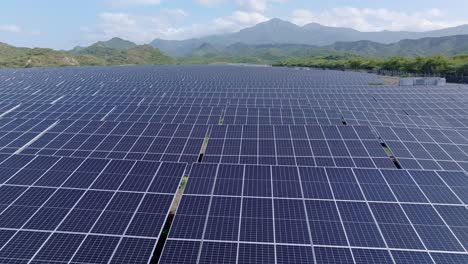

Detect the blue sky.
[{"left": 1, "top": 0, "right": 468, "bottom": 49}]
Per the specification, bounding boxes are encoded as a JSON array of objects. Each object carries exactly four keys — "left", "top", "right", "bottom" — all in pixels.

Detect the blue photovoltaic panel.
[
  {"left": 160, "top": 163, "right": 468, "bottom": 263},
  {"left": 2, "top": 65, "right": 468, "bottom": 263},
  {"left": 0, "top": 154, "right": 186, "bottom": 264}
]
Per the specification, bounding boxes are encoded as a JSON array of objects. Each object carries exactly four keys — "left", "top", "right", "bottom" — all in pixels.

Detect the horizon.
[
  {"left": 4, "top": 17, "right": 468, "bottom": 51},
  {"left": 1, "top": 0, "right": 468, "bottom": 50},
  {"left": 2, "top": 3, "right": 468, "bottom": 264}
]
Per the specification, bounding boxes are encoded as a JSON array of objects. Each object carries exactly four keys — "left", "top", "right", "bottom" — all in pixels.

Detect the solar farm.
[{"left": 0, "top": 65, "right": 468, "bottom": 264}]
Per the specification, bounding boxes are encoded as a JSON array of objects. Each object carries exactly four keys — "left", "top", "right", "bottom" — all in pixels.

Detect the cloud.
[
  {"left": 290, "top": 7, "right": 468, "bottom": 32},
  {"left": 194, "top": 0, "right": 285, "bottom": 11},
  {"left": 0, "top": 24, "right": 22, "bottom": 33},
  {"left": 194, "top": 0, "right": 226, "bottom": 7},
  {"left": 83, "top": 0, "right": 283, "bottom": 43},
  {"left": 82, "top": 9, "right": 188, "bottom": 43},
  {"left": 212, "top": 11, "right": 268, "bottom": 30},
  {"left": 183, "top": 11, "right": 268, "bottom": 39},
  {"left": 236, "top": 0, "right": 285, "bottom": 12},
  {"left": 107, "top": 0, "right": 162, "bottom": 7},
  {"left": 82, "top": 8, "right": 268, "bottom": 43}
]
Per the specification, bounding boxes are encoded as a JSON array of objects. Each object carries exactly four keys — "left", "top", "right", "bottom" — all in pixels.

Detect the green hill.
[
  {"left": 151, "top": 18, "right": 468, "bottom": 57},
  {"left": 94, "top": 37, "right": 138, "bottom": 50},
  {"left": 2, "top": 34, "right": 468, "bottom": 68},
  {"left": 181, "top": 35, "right": 468, "bottom": 64},
  {"left": 182, "top": 43, "right": 356, "bottom": 64},
  {"left": 75, "top": 44, "right": 175, "bottom": 65},
  {"left": 0, "top": 43, "right": 81, "bottom": 68},
  {"left": 0, "top": 40, "right": 176, "bottom": 68},
  {"left": 330, "top": 35, "right": 468, "bottom": 57}
]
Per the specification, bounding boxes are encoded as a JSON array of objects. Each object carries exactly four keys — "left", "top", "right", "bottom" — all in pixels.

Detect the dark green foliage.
[
  {"left": 150, "top": 18, "right": 468, "bottom": 57},
  {"left": 94, "top": 37, "right": 138, "bottom": 50},
  {"left": 2, "top": 34, "right": 468, "bottom": 71},
  {"left": 330, "top": 35, "right": 468, "bottom": 57},
  {"left": 178, "top": 35, "right": 468, "bottom": 65},
  {"left": 275, "top": 55, "right": 468, "bottom": 75},
  {"left": 180, "top": 43, "right": 350, "bottom": 64},
  {"left": 0, "top": 41, "right": 175, "bottom": 68}
]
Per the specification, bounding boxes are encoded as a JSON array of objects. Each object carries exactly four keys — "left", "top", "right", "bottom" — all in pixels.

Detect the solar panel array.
[
  {"left": 0, "top": 65, "right": 468, "bottom": 263},
  {"left": 161, "top": 164, "right": 468, "bottom": 264},
  {"left": 0, "top": 155, "right": 185, "bottom": 263}
]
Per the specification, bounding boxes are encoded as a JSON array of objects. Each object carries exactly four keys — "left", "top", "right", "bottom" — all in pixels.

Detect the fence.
[{"left": 376, "top": 70, "right": 468, "bottom": 84}]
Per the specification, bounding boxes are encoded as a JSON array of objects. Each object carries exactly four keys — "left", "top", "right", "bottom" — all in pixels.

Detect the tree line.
[{"left": 274, "top": 55, "right": 468, "bottom": 75}]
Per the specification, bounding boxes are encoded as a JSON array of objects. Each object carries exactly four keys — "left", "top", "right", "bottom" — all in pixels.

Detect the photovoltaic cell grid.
[
  {"left": 204, "top": 125, "right": 395, "bottom": 169},
  {"left": 3, "top": 103, "right": 468, "bottom": 130},
  {"left": 1, "top": 65, "right": 468, "bottom": 263},
  {"left": 0, "top": 119, "right": 209, "bottom": 163},
  {"left": 0, "top": 154, "right": 186, "bottom": 263},
  {"left": 376, "top": 126, "right": 468, "bottom": 174},
  {"left": 160, "top": 163, "right": 468, "bottom": 264},
  {"left": 0, "top": 119, "right": 395, "bottom": 169},
  {"left": 1, "top": 67, "right": 468, "bottom": 123}
]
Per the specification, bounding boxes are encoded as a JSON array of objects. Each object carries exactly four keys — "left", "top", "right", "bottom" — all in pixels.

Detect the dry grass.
[{"left": 379, "top": 76, "right": 400, "bottom": 86}]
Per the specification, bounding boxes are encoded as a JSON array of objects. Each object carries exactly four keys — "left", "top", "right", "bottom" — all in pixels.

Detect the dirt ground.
[{"left": 380, "top": 76, "right": 400, "bottom": 86}]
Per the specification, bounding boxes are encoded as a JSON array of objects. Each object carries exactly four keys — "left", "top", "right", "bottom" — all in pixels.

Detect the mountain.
[
  {"left": 150, "top": 39, "right": 207, "bottom": 58},
  {"left": 74, "top": 41, "right": 175, "bottom": 65},
  {"left": 91, "top": 37, "right": 137, "bottom": 50},
  {"left": 191, "top": 43, "right": 220, "bottom": 57},
  {"left": 151, "top": 18, "right": 468, "bottom": 57},
  {"left": 124, "top": 45, "right": 176, "bottom": 65},
  {"left": 224, "top": 19, "right": 309, "bottom": 45},
  {"left": 2, "top": 33, "right": 468, "bottom": 68},
  {"left": 71, "top": 38, "right": 137, "bottom": 54},
  {"left": 330, "top": 35, "right": 468, "bottom": 57},
  {"left": 183, "top": 42, "right": 352, "bottom": 64},
  {"left": 0, "top": 40, "right": 175, "bottom": 68},
  {"left": 0, "top": 43, "right": 81, "bottom": 68},
  {"left": 180, "top": 34, "right": 468, "bottom": 64}
]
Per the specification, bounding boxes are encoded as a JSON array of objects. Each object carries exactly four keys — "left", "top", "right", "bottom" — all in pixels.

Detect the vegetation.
[
  {"left": 179, "top": 44, "right": 354, "bottom": 65},
  {"left": 2, "top": 35, "right": 468, "bottom": 74},
  {"left": 175, "top": 34, "right": 468, "bottom": 65},
  {"left": 0, "top": 40, "right": 175, "bottom": 68},
  {"left": 330, "top": 35, "right": 468, "bottom": 57},
  {"left": 274, "top": 54, "right": 468, "bottom": 75},
  {"left": 150, "top": 18, "right": 468, "bottom": 57}
]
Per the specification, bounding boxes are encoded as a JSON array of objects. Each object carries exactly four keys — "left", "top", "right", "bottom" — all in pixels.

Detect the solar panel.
[
  {"left": 160, "top": 163, "right": 468, "bottom": 263},
  {"left": 0, "top": 154, "right": 186, "bottom": 263},
  {"left": 376, "top": 126, "right": 468, "bottom": 173},
  {"left": 1, "top": 65, "right": 468, "bottom": 263}
]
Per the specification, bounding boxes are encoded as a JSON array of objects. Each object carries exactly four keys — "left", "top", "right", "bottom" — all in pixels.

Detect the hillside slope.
[
  {"left": 151, "top": 18, "right": 468, "bottom": 57},
  {"left": 0, "top": 40, "right": 176, "bottom": 68},
  {"left": 330, "top": 35, "right": 468, "bottom": 57}
]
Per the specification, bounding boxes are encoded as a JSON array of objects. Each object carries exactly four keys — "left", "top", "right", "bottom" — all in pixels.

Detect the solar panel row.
[
  {"left": 376, "top": 126, "right": 468, "bottom": 174},
  {"left": 0, "top": 65, "right": 468, "bottom": 263},
  {"left": 0, "top": 154, "right": 186, "bottom": 263},
  {"left": 161, "top": 163, "right": 468, "bottom": 263}
]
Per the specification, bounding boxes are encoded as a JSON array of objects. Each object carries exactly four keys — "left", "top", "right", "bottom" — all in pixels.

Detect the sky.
[{"left": 1, "top": 0, "right": 468, "bottom": 50}]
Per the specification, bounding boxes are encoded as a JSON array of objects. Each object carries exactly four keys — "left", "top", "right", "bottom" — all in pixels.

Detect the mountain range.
[
  {"left": 2, "top": 18, "right": 468, "bottom": 68},
  {"left": 0, "top": 38, "right": 174, "bottom": 68},
  {"left": 151, "top": 18, "right": 468, "bottom": 57},
  {"left": 180, "top": 34, "right": 468, "bottom": 64}
]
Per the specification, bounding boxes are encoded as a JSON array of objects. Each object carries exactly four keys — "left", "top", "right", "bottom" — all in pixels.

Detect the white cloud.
[
  {"left": 0, "top": 24, "right": 22, "bottom": 33},
  {"left": 213, "top": 11, "right": 268, "bottom": 30},
  {"left": 83, "top": 0, "right": 285, "bottom": 43},
  {"left": 195, "top": 0, "right": 226, "bottom": 7},
  {"left": 290, "top": 7, "right": 468, "bottom": 32},
  {"left": 107, "top": 0, "right": 162, "bottom": 7},
  {"left": 194, "top": 0, "right": 285, "bottom": 11},
  {"left": 236, "top": 0, "right": 284, "bottom": 12},
  {"left": 82, "top": 7, "right": 269, "bottom": 43},
  {"left": 82, "top": 3, "right": 468, "bottom": 45},
  {"left": 82, "top": 10, "right": 188, "bottom": 43}
]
